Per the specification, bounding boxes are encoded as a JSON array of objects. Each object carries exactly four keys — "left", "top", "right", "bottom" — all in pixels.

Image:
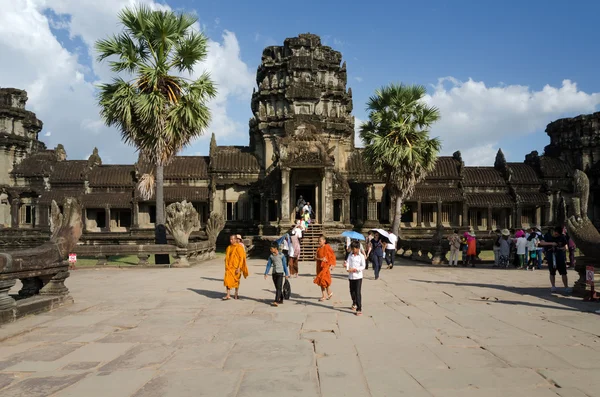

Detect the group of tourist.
[
  {"left": 447, "top": 226, "right": 575, "bottom": 294},
  {"left": 295, "top": 195, "right": 314, "bottom": 228}
]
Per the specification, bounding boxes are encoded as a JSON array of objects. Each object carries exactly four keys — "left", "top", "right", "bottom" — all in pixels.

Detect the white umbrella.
[{"left": 370, "top": 229, "right": 391, "bottom": 242}]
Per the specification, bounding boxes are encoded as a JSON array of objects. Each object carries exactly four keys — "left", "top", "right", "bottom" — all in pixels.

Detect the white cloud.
[
  {"left": 0, "top": 0, "right": 254, "bottom": 163},
  {"left": 354, "top": 76, "right": 363, "bottom": 83},
  {"left": 44, "top": 131, "right": 52, "bottom": 137},
  {"left": 423, "top": 77, "right": 600, "bottom": 165}
]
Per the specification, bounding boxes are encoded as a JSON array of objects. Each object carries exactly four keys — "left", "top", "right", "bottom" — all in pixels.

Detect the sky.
[{"left": 1, "top": 0, "right": 599, "bottom": 166}]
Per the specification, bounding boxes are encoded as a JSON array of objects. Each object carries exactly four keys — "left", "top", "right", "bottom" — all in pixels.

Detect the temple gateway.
[{"left": 1, "top": 33, "right": 599, "bottom": 248}]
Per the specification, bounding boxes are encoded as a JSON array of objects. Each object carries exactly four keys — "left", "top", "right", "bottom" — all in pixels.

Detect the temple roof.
[
  {"left": 49, "top": 161, "right": 88, "bottom": 184},
  {"left": 539, "top": 156, "right": 572, "bottom": 178},
  {"left": 506, "top": 163, "right": 540, "bottom": 184},
  {"left": 136, "top": 186, "right": 209, "bottom": 202},
  {"left": 210, "top": 146, "right": 260, "bottom": 173},
  {"left": 37, "top": 189, "right": 83, "bottom": 205},
  {"left": 427, "top": 157, "right": 461, "bottom": 179},
  {"left": 465, "top": 193, "right": 514, "bottom": 208},
  {"left": 515, "top": 191, "right": 549, "bottom": 206},
  {"left": 165, "top": 156, "right": 209, "bottom": 179},
  {"left": 11, "top": 150, "right": 56, "bottom": 177},
  {"left": 409, "top": 187, "right": 463, "bottom": 202},
  {"left": 345, "top": 149, "right": 370, "bottom": 175},
  {"left": 463, "top": 167, "right": 506, "bottom": 187},
  {"left": 82, "top": 191, "right": 132, "bottom": 208},
  {"left": 88, "top": 165, "right": 134, "bottom": 187}
]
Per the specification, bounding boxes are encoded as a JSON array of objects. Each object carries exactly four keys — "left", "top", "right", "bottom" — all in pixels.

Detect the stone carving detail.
[
  {"left": 55, "top": 144, "right": 67, "bottom": 161},
  {"left": 87, "top": 147, "right": 102, "bottom": 168},
  {"left": 275, "top": 124, "right": 336, "bottom": 167},
  {"left": 205, "top": 212, "right": 225, "bottom": 246},
  {"left": 165, "top": 200, "right": 200, "bottom": 248}
]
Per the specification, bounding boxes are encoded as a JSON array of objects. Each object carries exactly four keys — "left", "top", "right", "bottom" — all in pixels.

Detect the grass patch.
[{"left": 74, "top": 255, "right": 155, "bottom": 267}]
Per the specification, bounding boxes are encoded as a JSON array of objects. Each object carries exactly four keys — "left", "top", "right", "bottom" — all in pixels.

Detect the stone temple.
[{"left": 0, "top": 33, "right": 598, "bottom": 248}]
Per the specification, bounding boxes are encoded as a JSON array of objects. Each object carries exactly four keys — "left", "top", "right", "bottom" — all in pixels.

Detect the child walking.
[
  {"left": 345, "top": 240, "right": 366, "bottom": 316},
  {"left": 264, "top": 242, "right": 290, "bottom": 307}
]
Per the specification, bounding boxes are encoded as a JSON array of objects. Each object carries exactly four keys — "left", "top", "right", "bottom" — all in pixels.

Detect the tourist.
[
  {"left": 448, "top": 229, "right": 461, "bottom": 267},
  {"left": 289, "top": 224, "right": 302, "bottom": 277},
  {"left": 344, "top": 240, "right": 366, "bottom": 316},
  {"left": 460, "top": 234, "right": 468, "bottom": 265},
  {"left": 296, "top": 195, "right": 306, "bottom": 219},
  {"left": 385, "top": 230, "right": 397, "bottom": 269},
  {"left": 498, "top": 229, "right": 512, "bottom": 268},
  {"left": 223, "top": 234, "right": 248, "bottom": 300},
  {"left": 526, "top": 232, "right": 539, "bottom": 271},
  {"left": 534, "top": 227, "right": 544, "bottom": 269},
  {"left": 465, "top": 228, "right": 477, "bottom": 267},
  {"left": 307, "top": 202, "right": 314, "bottom": 220},
  {"left": 508, "top": 229, "right": 517, "bottom": 267},
  {"left": 515, "top": 231, "right": 528, "bottom": 269},
  {"left": 314, "top": 235, "right": 335, "bottom": 301},
  {"left": 263, "top": 242, "right": 290, "bottom": 306},
  {"left": 365, "top": 231, "right": 373, "bottom": 269},
  {"left": 368, "top": 231, "right": 384, "bottom": 279},
  {"left": 492, "top": 229, "right": 501, "bottom": 267},
  {"left": 278, "top": 233, "right": 291, "bottom": 262},
  {"left": 539, "top": 226, "right": 571, "bottom": 294}
]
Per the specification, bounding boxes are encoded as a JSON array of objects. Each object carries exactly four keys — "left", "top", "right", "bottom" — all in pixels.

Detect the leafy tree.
[
  {"left": 360, "top": 83, "right": 441, "bottom": 236},
  {"left": 96, "top": 5, "right": 216, "bottom": 261}
]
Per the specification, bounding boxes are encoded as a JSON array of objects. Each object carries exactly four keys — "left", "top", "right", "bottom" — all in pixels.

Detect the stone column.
[
  {"left": 103, "top": 206, "right": 111, "bottom": 232},
  {"left": 487, "top": 206, "right": 493, "bottom": 231},
  {"left": 133, "top": 201, "right": 140, "bottom": 228},
  {"left": 343, "top": 195, "right": 351, "bottom": 225},
  {"left": 516, "top": 205, "right": 522, "bottom": 229},
  {"left": 10, "top": 198, "right": 19, "bottom": 229},
  {"left": 437, "top": 200, "right": 443, "bottom": 227},
  {"left": 322, "top": 168, "right": 334, "bottom": 224},
  {"left": 222, "top": 186, "right": 227, "bottom": 218},
  {"left": 416, "top": 201, "right": 422, "bottom": 227},
  {"left": 462, "top": 204, "right": 469, "bottom": 227},
  {"left": 38, "top": 204, "right": 49, "bottom": 229},
  {"left": 535, "top": 206, "right": 541, "bottom": 227},
  {"left": 81, "top": 207, "right": 87, "bottom": 232},
  {"left": 281, "top": 168, "right": 290, "bottom": 224}
]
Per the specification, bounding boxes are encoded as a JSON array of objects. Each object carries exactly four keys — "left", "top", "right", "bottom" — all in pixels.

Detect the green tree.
[
  {"left": 95, "top": 5, "right": 216, "bottom": 261},
  {"left": 360, "top": 83, "right": 441, "bottom": 236}
]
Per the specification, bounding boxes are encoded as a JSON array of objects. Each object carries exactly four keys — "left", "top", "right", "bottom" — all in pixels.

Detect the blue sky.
[{"left": 2, "top": 0, "right": 599, "bottom": 165}]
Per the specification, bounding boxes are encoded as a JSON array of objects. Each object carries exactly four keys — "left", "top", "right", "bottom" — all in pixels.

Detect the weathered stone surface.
[
  {"left": 54, "top": 370, "right": 155, "bottom": 397},
  {"left": 165, "top": 200, "right": 200, "bottom": 248},
  {"left": 224, "top": 340, "right": 314, "bottom": 370},
  {"left": 0, "top": 372, "right": 88, "bottom": 397},
  {"left": 132, "top": 369, "right": 242, "bottom": 397},
  {"left": 236, "top": 367, "right": 319, "bottom": 397}
]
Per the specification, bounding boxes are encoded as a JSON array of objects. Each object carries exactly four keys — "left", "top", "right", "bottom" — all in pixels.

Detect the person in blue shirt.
[{"left": 264, "top": 242, "right": 290, "bottom": 306}]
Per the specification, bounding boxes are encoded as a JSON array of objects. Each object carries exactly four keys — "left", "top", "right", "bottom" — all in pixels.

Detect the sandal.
[
  {"left": 222, "top": 296, "right": 231, "bottom": 301},
  {"left": 327, "top": 293, "right": 333, "bottom": 300},
  {"left": 356, "top": 311, "right": 362, "bottom": 316},
  {"left": 351, "top": 305, "right": 357, "bottom": 311},
  {"left": 318, "top": 297, "right": 326, "bottom": 301}
]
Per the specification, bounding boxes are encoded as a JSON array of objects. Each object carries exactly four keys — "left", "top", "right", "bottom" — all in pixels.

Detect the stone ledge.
[{"left": 0, "top": 294, "right": 73, "bottom": 325}]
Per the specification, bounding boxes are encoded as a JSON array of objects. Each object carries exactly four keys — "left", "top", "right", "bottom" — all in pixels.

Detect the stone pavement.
[{"left": 0, "top": 258, "right": 599, "bottom": 397}]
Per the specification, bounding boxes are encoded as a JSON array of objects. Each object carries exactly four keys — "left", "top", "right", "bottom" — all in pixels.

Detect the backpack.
[
  {"left": 283, "top": 279, "right": 291, "bottom": 300},
  {"left": 495, "top": 236, "right": 501, "bottom": 247}
]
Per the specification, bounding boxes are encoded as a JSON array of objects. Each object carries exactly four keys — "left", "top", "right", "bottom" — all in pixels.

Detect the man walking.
[
  {"left": 385, "top": 230, "right": 397, "bottom": 269},
  {"left": 539, "top": 226, "right": 571, "bottom": 294}
]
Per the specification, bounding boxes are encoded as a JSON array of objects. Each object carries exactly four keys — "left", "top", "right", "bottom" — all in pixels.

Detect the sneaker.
[
  {"left": 563, "top": 288, "right": 573, "bottom": 295},
  {"left": 551, "top": 286, "right": 557, "bottom": 293}
]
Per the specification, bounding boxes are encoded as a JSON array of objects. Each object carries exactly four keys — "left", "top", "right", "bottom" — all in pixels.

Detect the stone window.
[
  {"left": 421, "top": 204, "right": 435, "bottom": 225},
  {"left": 96, "top": 209, "right": 106, "bottom": 229},
  {"left": 226, "top": 202, "right": 237, "bottom": 221},
  {"left": 268, "top": 200, "right": 277, "bottom": 222},
  {"left": 521, "top": 207, "right": 535, "bottom": 227},
  {"left": 111, "top": 209, "right": 131, "bottom": 228},
  {"left": 469, "top": 208, "right": 487, "bottom": 228},
  {"left": 333, "top": 199, "right": 342, "bottom": 222},
  {"left": 401, "top": 203, "right": 414, "bottom": 223},
  {"left": 149, "top": 205, "right": 156, "bottom": 224},
  {"left": 441, "top": 204, "right": 453, "bottom": 225},
  {"left": 252, "top": 199, "right": 261, "bottom": 221},
  {"left": 377, "top": 202, "right": 389, "bottom": 223},
  {"left": 20, "top": 204, "right": 33, "bottom": 225}
]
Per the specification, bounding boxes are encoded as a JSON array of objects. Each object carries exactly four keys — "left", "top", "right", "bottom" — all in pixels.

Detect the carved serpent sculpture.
[{"left": 565, "top": 170, "right": 600, "bottom": 262}]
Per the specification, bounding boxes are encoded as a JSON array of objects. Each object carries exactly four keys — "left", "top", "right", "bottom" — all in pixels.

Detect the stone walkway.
[{"left": 0, "top": 258, "right": 599, "bottom": 397}]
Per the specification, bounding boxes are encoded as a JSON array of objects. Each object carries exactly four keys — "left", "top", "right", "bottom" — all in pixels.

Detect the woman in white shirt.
[{"left": 345, "top": 240, "right": 366, "bottom": 316}]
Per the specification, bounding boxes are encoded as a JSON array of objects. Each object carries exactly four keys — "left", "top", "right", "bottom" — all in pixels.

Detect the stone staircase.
[{"left": 299, "top": 223, "right": 323, "bottom": 262}]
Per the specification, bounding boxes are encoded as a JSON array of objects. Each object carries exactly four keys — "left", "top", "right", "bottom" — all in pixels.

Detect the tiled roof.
[
  {"left": 165, "top": 186, "right": 209, "bottom": 202},
  {"left": 506, "top": 163, "right": 540, "bottom": 184},
  {"left": 465, "top": 193, "right": 514, "bottom": 208},
  {"left": 136, "top": 186, "right": 209, "bottom": 202},
  {"left": 408, "top": 187, "right": 463, "bottom": 202},
  {"left": 82, "top": 191, "right": 132, "bottom": 208},
  {"left": 11, "top": 150, "right": 56, "bottom": 177},
  {"left": 516, "top": 191, "right": 550, "bottom": 206},
  {"left": 88, "top": 165, "right": 134, "bottom": 187},
  {"left": 427, "top": 157, "right": 461, "bottom": 179},
  {"left": 345, "top": 149, "right": 370, "bottom": 174},
  {"left": 38, "top": 189, "right": 83, "bottom": 205},
  {"left": 539, "top": 156, "right": 572, "bottom": 178},
  {"left": 50, "top": 161, "right": 88, "bottom": 183},
  {"left": 463, "top": 167, "right": 506, "bottom": 187},
  {"left": 165, "top": 156, "right": 209, "bottom": 179},
  {"left": 211, "top": 146, "right": 260, "bottom": 173}
]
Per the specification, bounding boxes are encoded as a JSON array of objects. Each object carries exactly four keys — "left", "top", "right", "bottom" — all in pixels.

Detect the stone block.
[
  {"left": 99, "top": 344, "right": 174, "bottom": 371},
  {"left": 161, "top": 342, "right": 233, "bottom": 370},
  {"left": 0, "top": 372, "right": 88, "bottom": 397},
  {"left": 317, "top": 355, "right": 370, "bottom": 396},
  {"left": 58, "top": 343, "right": 135, "bottom": 364},
  {"left": 54, "top": 370, "right": 155, "bottom": 397},
  {"left": 224, "top": 340, "right": 314, "bottom": 370},
  {"left": 132, "top": 369, "right": 242, "bottom": 397},
  {"left": 236, "top": 367, "right": 319, "bottom": 397}
]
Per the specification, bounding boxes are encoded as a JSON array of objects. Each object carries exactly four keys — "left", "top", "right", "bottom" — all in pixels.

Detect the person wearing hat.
[
  {"left": 498, "top": 229, "right": 512, "bottom": 268},
  {"left": 464, "top": 227, "right": 477, "bottom": 267}
]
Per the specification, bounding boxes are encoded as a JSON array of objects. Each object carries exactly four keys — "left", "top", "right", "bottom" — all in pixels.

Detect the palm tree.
[
  {"left": 359, "top": 83, "right": 441, "bottom": 236},
  {"left": 95, "top": 5, "right": 216, "bottom": 262}
]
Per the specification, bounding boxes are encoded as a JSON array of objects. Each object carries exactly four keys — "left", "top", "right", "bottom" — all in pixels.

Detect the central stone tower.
[{"left": 248, "top": 33, "right": 355, "bottom": 226}]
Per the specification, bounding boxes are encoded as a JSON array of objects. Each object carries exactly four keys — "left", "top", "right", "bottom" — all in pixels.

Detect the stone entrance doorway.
[{"left": 295, "top": 184, "right": 316, "bottom": 220}]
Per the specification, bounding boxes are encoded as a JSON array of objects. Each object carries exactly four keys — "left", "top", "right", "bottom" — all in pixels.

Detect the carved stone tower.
[{"left": 0, "top": 88, "right": 44, "bottom": 186}]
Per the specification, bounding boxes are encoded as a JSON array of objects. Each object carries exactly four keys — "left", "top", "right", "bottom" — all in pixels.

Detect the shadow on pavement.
[{"left": 410, "top": 279, "right": 599, "bottom": 313}]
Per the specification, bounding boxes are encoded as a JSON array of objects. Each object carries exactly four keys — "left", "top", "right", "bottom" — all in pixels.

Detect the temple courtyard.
[{"left": 0, "top": 259, "right": 599, "bottom": 397}]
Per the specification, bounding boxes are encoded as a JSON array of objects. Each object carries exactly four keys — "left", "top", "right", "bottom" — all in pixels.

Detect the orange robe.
[
  {"left": 224, "top": 243, "right": 248, "bottom": 289},
  {"left": 313, "top": 244, "right": 336, "bottom": 288}
]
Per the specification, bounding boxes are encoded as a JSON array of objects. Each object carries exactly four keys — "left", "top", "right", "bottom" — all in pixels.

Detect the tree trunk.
[
  {"left": 154, "top": 164, "right": 170, "bottom": 265},
  {"left": 392, "top": 195, "right": 403, "bottom": 237}
]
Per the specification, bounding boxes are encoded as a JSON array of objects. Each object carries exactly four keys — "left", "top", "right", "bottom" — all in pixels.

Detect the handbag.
[{"left": 283, "top": 279, "right": 291, "bottom": 300}]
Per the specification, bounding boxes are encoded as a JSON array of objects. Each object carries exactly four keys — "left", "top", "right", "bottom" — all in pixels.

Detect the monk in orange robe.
[
  {"left": 223, "top": 235, "right": 248, "bottom": 300},
  {"left": 314, "top": 235, "right": 335, "bottom": 301}
]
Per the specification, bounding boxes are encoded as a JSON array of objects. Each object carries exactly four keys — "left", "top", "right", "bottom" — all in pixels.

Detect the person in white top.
[
  {"left": 345, "top": 241, "right": 366, "bottom": 316},
  {"left": 515, "top": 233, "right": 528, "bottom": 269},
  {"left": 385, "top": 231, "right": 397, "bottom": 269}
]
